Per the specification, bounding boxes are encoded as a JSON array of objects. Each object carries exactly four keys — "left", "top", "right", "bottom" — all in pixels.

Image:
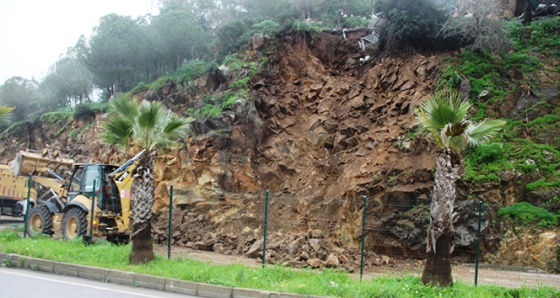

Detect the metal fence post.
[
  {"left": 89, "top": 180, "right": 97, "bottom": 245},
  {"left": 360, "top": 196, "right": 368, "bottom": 281},
  {"left": 168, "top": 185, "right": 174, "bottom": 259},
  {"left": 23, "top": 175, "right": 32, "bottom": 238},
  {"left": 262, "top": 190, "right": 270, "bottom": 268},
  {"left": 475, "top": 200, "right": 483, "bottom": 286}
]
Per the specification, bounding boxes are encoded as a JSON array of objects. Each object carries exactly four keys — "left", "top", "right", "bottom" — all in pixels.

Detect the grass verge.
[{"left": 0, "top": 230, "right": 559, "bottom": 297}]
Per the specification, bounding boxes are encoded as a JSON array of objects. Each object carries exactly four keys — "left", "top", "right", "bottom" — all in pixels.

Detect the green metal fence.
[
  {"left": 254, "top": 191, "right": 559, "bottom": 288},
  {"left": 160, "top": 187, "right": 559, "bottom": 289}
]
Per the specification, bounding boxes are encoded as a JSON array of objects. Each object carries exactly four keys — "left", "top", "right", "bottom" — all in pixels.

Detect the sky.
[{"left": 0, "top": 0, "right": 158, "bottom": 84}]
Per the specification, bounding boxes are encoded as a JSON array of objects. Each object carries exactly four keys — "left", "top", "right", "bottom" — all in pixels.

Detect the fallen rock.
[
  {"left": 325, "top": 253, "right": 340, "bottom": 267},
  {"left": 307, "top": 258, "right": 323, "bottom": 268}
]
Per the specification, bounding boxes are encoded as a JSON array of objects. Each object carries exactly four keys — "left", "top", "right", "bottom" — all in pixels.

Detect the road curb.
[
  {"left": 166, "top": 278, "right": 199, "bottom": 295},
  {"left": 0, "top": 253, "right": 326, "bottom": 297}
]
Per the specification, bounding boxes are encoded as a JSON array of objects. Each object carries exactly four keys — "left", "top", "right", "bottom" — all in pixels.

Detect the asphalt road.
[
  {"left": 0, "top": 215, "right": 23, "bottom": 227},
  {"left": 0, "top": 267, "right": 196, "bottom": 298}
]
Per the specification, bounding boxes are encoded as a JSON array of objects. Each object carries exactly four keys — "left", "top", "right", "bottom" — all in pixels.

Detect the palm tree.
[
  {"left": 0, "top": 106, "right": 14, "bottom": 131},
  {"left": 101, "top": 96, "right": 192, "bottom": 264},
  {"left": 416, "top": 90, "right": 505, "bottom": 287}
]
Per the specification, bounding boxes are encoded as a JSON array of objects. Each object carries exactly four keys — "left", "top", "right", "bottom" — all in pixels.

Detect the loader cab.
[{"left": 68, "top": 164, "right": 121, "bottom": 214}]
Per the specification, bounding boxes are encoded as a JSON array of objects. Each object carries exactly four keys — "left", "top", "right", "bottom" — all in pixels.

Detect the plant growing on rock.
[
  {"left": 498, "top": 202, "right": 558, "bottom": 228},
  {"left": 101, "top": 96, "right": 192, "bottom": 264},
  {"left": 416, "top": 89, "right": 505, "bottom": 287}
]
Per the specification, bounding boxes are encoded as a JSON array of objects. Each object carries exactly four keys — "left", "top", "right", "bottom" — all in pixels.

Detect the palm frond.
[
  {"left": 110, "top": 95, "right": 138, "bottom": 119},
  {"left": 466, "top": 119, "right": 506, "bottom": 147},
  {"left": 102, "top": 96, "right": 192, "bottom": 152},
  {"left": 417, "top": 90, "right": 475, "bottom": 150},
  {"left": 101, "top": 116, "right": 133, "bottom": 148},
  {"left": 420, "top": 90, "right": 470, "bottom": 130},
  {"left": 0, "top": 106, "right": 14, "bottom": 131},
  {"left": 0, "top": 106, "right": 14, "bottom": 118},
  {"left": 164, "top": 116, "right": 191, "bottom": 136}
]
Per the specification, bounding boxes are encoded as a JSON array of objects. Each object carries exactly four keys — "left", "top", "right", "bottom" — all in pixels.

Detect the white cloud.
[{"left": 0, "top": 0, "right": 157, "bottom": 84}]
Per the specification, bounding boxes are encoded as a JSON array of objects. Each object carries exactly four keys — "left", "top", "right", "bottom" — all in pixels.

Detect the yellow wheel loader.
[
  {"left": 1, "top": 149, "right": 71, "bottom": 219},
  {"left": 1, "top": 149, "right": 141, "bottom": 242}
]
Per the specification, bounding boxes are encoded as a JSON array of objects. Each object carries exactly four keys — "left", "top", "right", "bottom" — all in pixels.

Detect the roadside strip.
[{"left": 0, "top": 253, "right": 323, "bottom": 298}]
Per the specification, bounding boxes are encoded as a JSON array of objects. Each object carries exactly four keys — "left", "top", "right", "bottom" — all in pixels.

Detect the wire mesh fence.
[{"left": 161, "top": 189, "right": 559, "bottom": 289}]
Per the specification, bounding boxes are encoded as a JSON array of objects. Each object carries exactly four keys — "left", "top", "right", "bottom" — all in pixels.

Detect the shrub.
[
  {"left": 470, "top": 173, "right": 500, "bottom": 182},
  {"left": 201, "top": 104, "right": 221, "bottom": 118},
  {"left": 470, "top": 143, "right": 505, "bottom": 164},
  {"left": 509, "top": 17, "right": 560, "bottom": 54},
  {"left": 174, "top": 60, "right": 213, "bottom": 84},
  {"left": 436, "top": 66, "right": 463, "bottom": 90},
  {"left": 503, "top": 52, "right": 542, "bottom": 73},
  {"left": 221, "top": 93, "right": 241, "bottom": 110},
  {"left": 40, "top": 111, "right": 72, "bottom": 124},
  {"left": 526, "top": 178, "right": 560, "bottom": 191},
  {"left": 218, "top": 20, "right": 251, "bottom": 56},
  {"left": 293, "top": 20, "right": 323, "bottom": 33},
  {"left": 230, "top": 77, "right": 250, "bottom": 90},
  {"left": 498, "top": 202, "right": 558, "bottom": 228},
  {"left": 73, "top": 104, "right": 96, "bottom": 121},
  {"left": 130, "top": 82, "right": 149, "bottom": 94},
  {"left": 373, "top": 0, "right": 446, "bottom": 52},
  {"left": 252, "top": 20, "right": 280, "bottom": 35},
  {"left": 69, "top": 130, "right": 78, "bottom": 140},
  {"left": 516, "top": 163, "right": 537, "bottom": 173},
  {"left": 341, "top": 16, "right": 369, "bottom": 28}
]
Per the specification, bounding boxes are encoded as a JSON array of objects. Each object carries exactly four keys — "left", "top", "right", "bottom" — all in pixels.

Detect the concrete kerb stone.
[
  {"left": 53, "top": 261, "right": 80, "bottom": 277},
  {"left": 0, "top": 253, "right": 322, "bottom": 298},
  {"left": 77, "top": 264, "right": 108, "bottom": 281},
  {"left": 106, "top": 269, "right": 136, "bottom": 285},
  {"left": 165, "top": 278, "right": 199, "bottom": 295},
  {"left": 26, "top": 256, "right": 54, "bottom": 272},
  {"left": 0, "top": 253, "right": 22, "bottom": 268},
  {"left": 197, "top": 282, "right": 234, "bottom": 298},
  {"left": 269, "top": 292, "right": 309, "bottom": 298},
  {"left": 133, "top": 273, "right": 167, "bottom": 291},
  {"left": 233, "top": 287, "right": 275, "bottom": 298}
]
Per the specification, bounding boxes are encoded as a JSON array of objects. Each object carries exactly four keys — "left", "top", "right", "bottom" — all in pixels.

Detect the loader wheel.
[
  {"left": 62, "top": 208, "right": 88, "bottom": 241},
  {"left": 27, "top": 205, "right": 53, "bottom": 237}
]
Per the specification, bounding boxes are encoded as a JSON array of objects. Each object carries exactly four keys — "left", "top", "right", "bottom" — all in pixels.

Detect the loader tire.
[
  {"left": 27, "top": 205, "right": 53, "bottom": 237},
  {"left": 62, "top": 208, "right": 88, "bottom": 241}
]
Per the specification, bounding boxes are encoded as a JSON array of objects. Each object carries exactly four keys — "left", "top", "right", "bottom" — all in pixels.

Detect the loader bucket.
[{"left": 9, "top": 150, "right": 74, "bottom": 177}]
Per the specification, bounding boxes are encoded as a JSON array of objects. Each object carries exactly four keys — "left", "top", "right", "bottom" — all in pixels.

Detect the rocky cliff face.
[{"left": 1, "top": 29, "right": 558, "bottom": 272}]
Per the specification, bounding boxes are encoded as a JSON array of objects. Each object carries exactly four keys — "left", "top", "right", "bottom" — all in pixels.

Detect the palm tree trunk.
[
  {"left": 129, "top": 152, "right": 155, "bottom": 264},
  {"left": 422, "top": 149, "right": 461, "bottom": 287}
]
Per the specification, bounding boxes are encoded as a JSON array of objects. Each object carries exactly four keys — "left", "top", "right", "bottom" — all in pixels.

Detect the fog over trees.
[{"left": 0, "top": 0, "right": 532, "bottom": 123}]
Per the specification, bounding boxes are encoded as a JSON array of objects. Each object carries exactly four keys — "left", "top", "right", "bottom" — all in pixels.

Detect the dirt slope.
[{"left": 0, "top": 28, "right": 558, "bottom": 272}]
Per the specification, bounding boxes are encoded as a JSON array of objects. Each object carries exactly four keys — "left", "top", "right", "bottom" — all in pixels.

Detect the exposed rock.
[
  {"left": 307, "top": 258, "right": 323, "bottom": 268},
  {"left": 325, "top": 253, "right": 340, "bottom": 267},
  {"left": 309, "top": 229, "right": 324, "bottom": 239},
  {"left": 488, "top": 228, "right": 560, "bottom": 272},
  {"left": 246, "top": 239, "right": 264, "bottom": 258},
  {"left": 1, "top": 27, "right": 558, "bottom": 273},
  {"left": 251, "top": 34, "right": 265, "bottom": 50}
]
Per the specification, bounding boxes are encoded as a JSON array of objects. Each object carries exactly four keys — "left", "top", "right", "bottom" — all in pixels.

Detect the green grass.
[
  {"left": 40, "top": 110, "right": 73, "bottom": 124},
  {"left": 0, "top": 231, "right": 559, "bottom": 297},
  {"left": 498, "top": 202, "right": 559, "bottom": 228},
  {"left": 464, "top": 114, "right": 560, "bottom": 186},
  {"left": 508, "top": 17, "right": 560, "bottom": 55}
]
